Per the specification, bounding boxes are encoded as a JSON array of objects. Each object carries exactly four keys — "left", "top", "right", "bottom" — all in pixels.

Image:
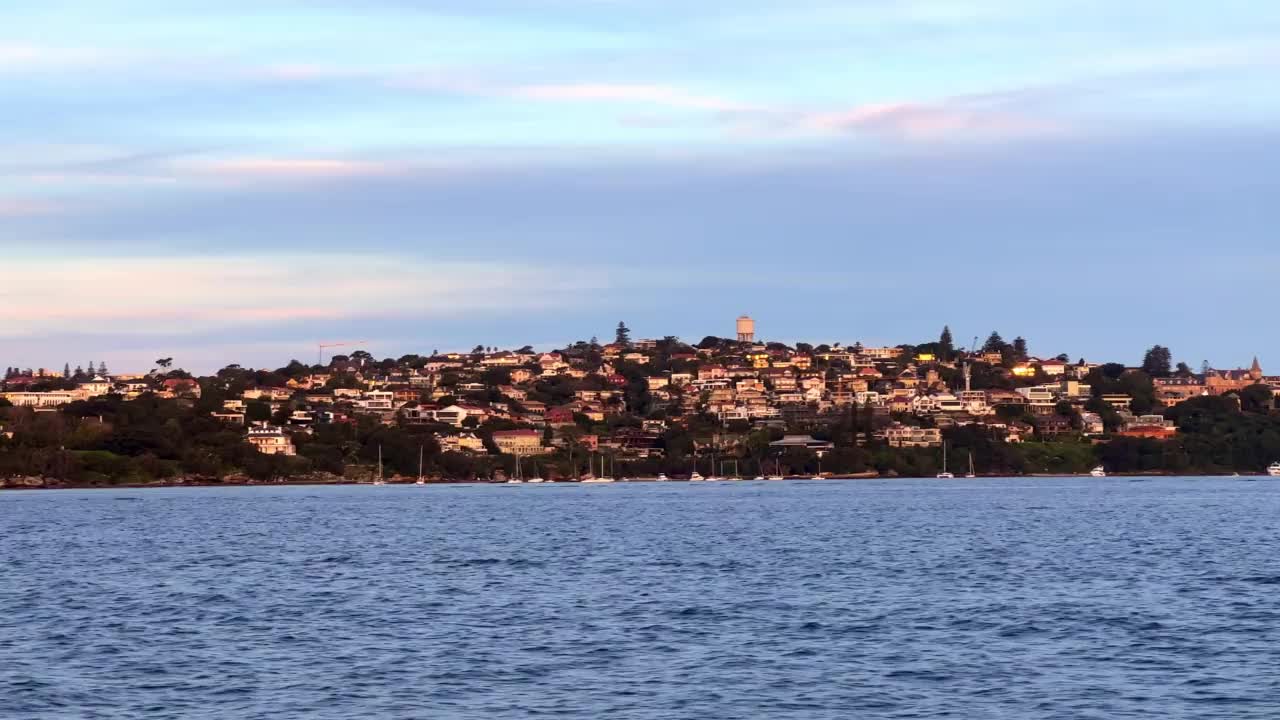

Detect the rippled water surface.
[{"left": 5, "top": 478, "right": 1280, "bottom": 719}]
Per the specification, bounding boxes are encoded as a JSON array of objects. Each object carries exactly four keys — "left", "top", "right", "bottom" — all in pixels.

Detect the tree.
[
  {"left": 1142, "top": 346, "right": 1172, "bottom": 377},
  {"left": 97, "top": 361, "right": 109, "bottom": 376},
  {"left": 939, "top": 326, "right": 954, "bottom": 358},
  {"left": 155, "top": 358, "right": 173, "bottom": 370},
  {"left": 1175, "top": 362, "right": 1193, "bottom": 377},
  {"left": 1012, "top": 337, "right": 1028, "bottom": 361},
  {"left": 87, "top": 361, "right": 96, "bottom": 375},
  {"left": 615, "top": 322, "right": 631, "bottom": 346},
  {"left": 982, "top": 332, "right": 1006, "bottom": 353},
  {"left": 63, "top": 363, "right": 71, "bottom": 379},
  {"left": 1241, "top": 384, "right": 1273, "bottom": 414}
]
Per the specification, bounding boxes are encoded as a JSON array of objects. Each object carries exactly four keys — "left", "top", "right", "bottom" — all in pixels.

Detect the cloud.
[
  {"left": 712, "top": 99, "right": 1062, "bottom": 141},
  {"left": 0, "top": 43, "right": 128, "bottom": 71},
  {"left": 0, "top": 199, "right": 61, "bottom": 217},
  {"left": 183, "top": 157, "right": 399, "bottom": 180},
  {"left": 513, "top": 83, "right": 747, "bottom": 111},
  {"left": 0, "top": 254, "right": 598, "bottom": 338}
]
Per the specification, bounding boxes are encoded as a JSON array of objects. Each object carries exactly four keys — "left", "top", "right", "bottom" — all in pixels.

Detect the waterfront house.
[{"left": 246, "top": 424, "right": 296, "bottom": 456}]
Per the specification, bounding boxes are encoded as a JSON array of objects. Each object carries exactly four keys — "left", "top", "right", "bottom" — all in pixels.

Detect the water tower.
[{"left": 736, "top": 315, "right": 756, "bottom": 343}]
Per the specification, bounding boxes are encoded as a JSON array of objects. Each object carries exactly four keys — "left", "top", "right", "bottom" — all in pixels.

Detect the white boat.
[
  {"left": 1090, "top": 466, "right": 1107, "bottom": 478},
  {"left": 506, "top": 478, "right": 524, "bottom": 484},
  {"left": 415, "top": 479, "right": 426, "bottom": 485},
  {"left": 965, "top": 452, "right": 976, "bottom": 479},
  {"left": 656, "top": 473, "right": 669, "bottom": 482},
  {"left": 689, "top": 472, "right": 705, "bottom": 482},
  {"left": 1268, "top": 462, "right": 1280, "bottom": 477},
  {"left": 582, "top": 476, "right": 616, "bottom": 484},
  {"left": 754, "top": 476, "right": 765, "bottom": 481},
  {"left": 810, "top": 475, "right": 823, "bottom": 480},
  {"left": 527, "top": 476, "right": 546, "bottom": 484},
  {"left": 705, "top": 475, "right": 722, "bottom": 482},
  {"left": 767, "top": 475, "right": 785, "bottom": 481},
  {"left": 937, "top": 441, "right": 954, "bottom": 478}
]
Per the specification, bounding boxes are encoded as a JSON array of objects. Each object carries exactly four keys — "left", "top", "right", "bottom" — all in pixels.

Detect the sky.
[{"left": 2, "top": 0, "right": 1279, "bottom": 373}]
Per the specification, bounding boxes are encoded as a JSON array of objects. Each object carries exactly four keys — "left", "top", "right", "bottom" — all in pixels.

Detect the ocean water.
[{"left": 4, "top": 478, "right": 1280, "bottom": 719}]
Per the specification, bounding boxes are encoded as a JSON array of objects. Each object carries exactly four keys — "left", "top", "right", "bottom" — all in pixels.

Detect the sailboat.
[
  {"left": 1267, "top": 462, "right": 1280, "bottom": 477},
  {"left": 506, "top": 456, "right": 525, "bottom": 484},
  {"left": 528, "top": 460, "right": 546, "bottom": 483},
  {"left": 1090, "top": 465, "right": 1107, "bottom": 478},
  {"left": 415, "top": 445, "right": 426, "bottom": 485},
  {"left": 582, "top": 454, "right": 615, "bottom": 483},
  {"left": 373, "top": 445, "right": 387, "bottom": 485},
  {"left": 966, "top": 451, "right": 976, "bottom": 478},
  {"left": 767, "top": 458, "right": 785, "bottom": 481},
  {"left": 936, "top": 442, "right": 955, "bottom": 479}
]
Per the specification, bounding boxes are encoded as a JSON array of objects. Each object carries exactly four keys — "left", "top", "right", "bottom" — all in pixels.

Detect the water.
[{"left": 4, "top": 478, "right": 1280, "bottom": 719}]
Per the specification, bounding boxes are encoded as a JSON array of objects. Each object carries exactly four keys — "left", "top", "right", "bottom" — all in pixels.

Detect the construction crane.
[{"left": 317, "top": 341, "right": 368, "bottom": 366}]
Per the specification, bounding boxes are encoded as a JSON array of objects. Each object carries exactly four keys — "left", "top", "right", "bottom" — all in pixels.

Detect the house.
[
  {"left": 246, "top": 424, "right": 296, "bottom": 456},
  {"left": 768, "top": 435, "right": 836, "bottom": 451},
  {"left": 162, "top": 378, "right": 202, "bottom": 397},
  {"left": 78, "top": 375, "right": 113, "bottom": 397},
  {"left": 1034, "top": 415, "right": 1075, "bottom": 439},
  {"left": 545, "top": 406, "right": 576, "bottom": 426},
  {"left": 212, "top": 411, "right": 246, "bottom": 425},
  {"left": 1154, "top": 377, "right": 1207, "bottom": 406},
  {"left": 436, "top": 432, "right": 486, "bottom": 453},
  {"left": 883, "top": 424, "right": 942, "bottom": 448},
  {"left": 491, "top": 429, "right": 547, "bottom": 455}
]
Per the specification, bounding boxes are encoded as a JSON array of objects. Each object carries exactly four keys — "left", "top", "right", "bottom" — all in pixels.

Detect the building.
[
  {"left": 1154, "top": 377, "right": 1206, "bottom": 406},
  {"left": 246, "top": 424, "right": 296, "bottom": 456},
  {"left": 768, "top": 435, "right": 835, "bottom": 451},
  {"left": 1204, "top": 358, "right": 1264, "bottom": 395},
  {"left": 736, "top": 315, "right": 756, "bottom": 343},
  {"left": 491, "top": 429, "right": 547, "bottom": 455},
  {"left": 884, "top": 424, "right": 943, "bottom": 448}
]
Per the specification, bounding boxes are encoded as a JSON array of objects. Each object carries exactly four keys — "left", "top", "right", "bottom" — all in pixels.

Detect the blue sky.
[{"left": 2, "top": 0, "right": 1278, "bottom": 373}]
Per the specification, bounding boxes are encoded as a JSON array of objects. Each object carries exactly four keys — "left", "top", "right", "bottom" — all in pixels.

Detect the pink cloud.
[
  {"left": 189, "top": 157, "right": 397, "bottom": 180},
  {"left": 0, "top": 199, "right": 60, "bottom": 217},
  {"left": 802, "top": 102, "right": 1058, "bottom": 139}
]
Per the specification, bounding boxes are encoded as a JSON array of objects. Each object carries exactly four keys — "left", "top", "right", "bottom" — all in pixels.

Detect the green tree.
[
  {"left": 939, "top": 326, "right": 954, "bottom": 358},
  {"left": 615, "top": 321, "right": 631, "bottom": 346},
  {"left": 1012, "top": 337, "right": 1028, "bottom": 361},
  {"left": 1240, "top": 384, "right": 1273, "bottom": 414},
  {"left": 982, "top": 331, "right": 1006, "bottom": 354},
  {"left": 1142, "top": 345, "right": 1173, "bottom": 377}
]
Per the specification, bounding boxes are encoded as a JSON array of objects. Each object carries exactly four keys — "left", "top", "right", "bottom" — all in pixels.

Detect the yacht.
[
  {"left": 689, "top": 472, "right": 705, "bottom": 482},
  {"left": 581, "top": 475, "right": 616, "bottom": 484},
  {"left": 1267, "top": 462, "right": 1280, "bottom": 477},
  {"left": 753, "top": 475, "right": 766, "bottom": 481},
  {"left": 506, "top": 477, "right": 525, "bottom": 484},
  {"left": 656, "top": 473, "right": 669, "bottom": 482},
  {"left": 936, "top": 442, "right": 955, "bottom": 479},
  {"left": 1090, "top": 466, "right": 1107, "bottom": 478},
  {"left": 527, "top": 476, "right": 546, "bottom": 484},
  {"left": 705, "top": 475, "right": 722, "bottom": 482}
]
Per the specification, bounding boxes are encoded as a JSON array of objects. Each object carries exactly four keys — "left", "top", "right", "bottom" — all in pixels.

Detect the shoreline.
[{"left": 2, "top": 471, "right": 1268, "bottom": 491}]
